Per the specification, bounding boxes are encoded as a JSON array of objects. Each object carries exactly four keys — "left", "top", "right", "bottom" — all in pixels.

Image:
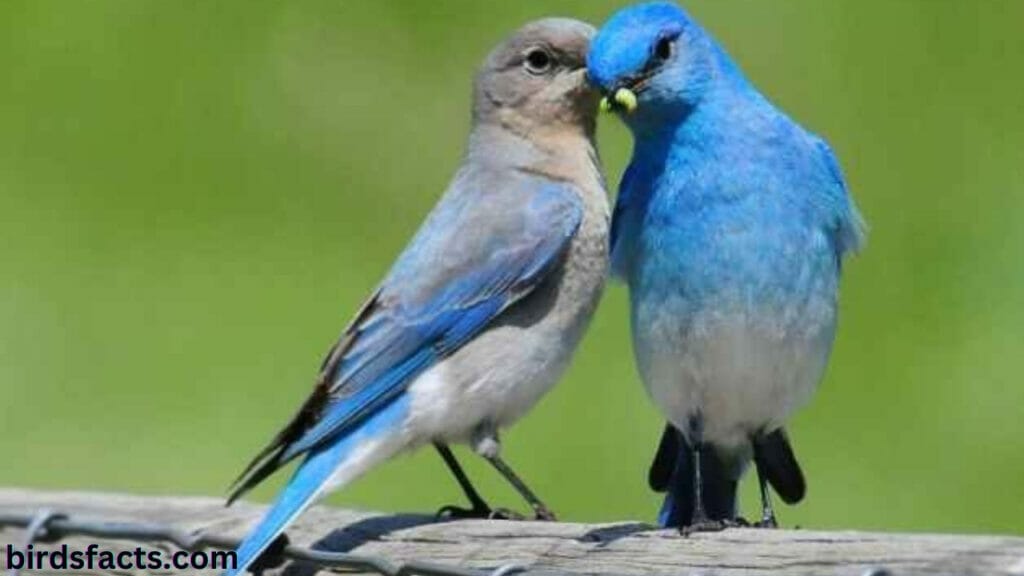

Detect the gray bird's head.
[{"left": 473, "top": 18, "right": 598, "bottom": 137}]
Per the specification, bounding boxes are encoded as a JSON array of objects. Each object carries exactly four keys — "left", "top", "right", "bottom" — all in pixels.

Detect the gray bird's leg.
[
  {"left": 434, "top": 443, "right": 498, "bottom": 520},
  {"left": 484, "top": 454, "right": 556, "bottom": 521},
  {"left": 473, "top": 426, "right": 556, "bottom": 521}
]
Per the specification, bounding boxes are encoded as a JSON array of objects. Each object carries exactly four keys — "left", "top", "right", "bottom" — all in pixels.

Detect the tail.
[
  {"left": 753, "top": 428, "right": 805, "bottom": 504},
  {"left": 651, "top": 425, "right": 738, "bottom": 528},
  {"left": 223, "top": 396, "right": 409, "bottom": 576}
]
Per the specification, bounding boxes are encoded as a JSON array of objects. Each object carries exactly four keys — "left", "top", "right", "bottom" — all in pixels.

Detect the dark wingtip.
[
  {"left": 754, "top": 428, "right": 806, "bottom": 504},
  {"left": 225, "top": 442, "right": 290, "bottom": 506},
  {"left": 648, "top": 424, "right": 680, "bottom": 492}
]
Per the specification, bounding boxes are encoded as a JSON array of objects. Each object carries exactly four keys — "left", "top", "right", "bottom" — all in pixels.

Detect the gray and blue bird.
[
  {"left": 223, "top": 18, "right": 608, "bottom": 575},
  {"left": 588, "top": 2, "right": 864, "bottom": 529}
]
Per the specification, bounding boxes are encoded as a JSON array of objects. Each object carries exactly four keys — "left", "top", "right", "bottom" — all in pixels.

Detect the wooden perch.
[{"left": 1, "top": 488, "right": 1022, "bottom": 575}]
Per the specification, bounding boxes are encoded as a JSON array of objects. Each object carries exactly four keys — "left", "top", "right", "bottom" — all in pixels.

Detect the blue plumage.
[
  {"left": 589, "top": 2, "right": 863, "bottom": 528},
  {"left": 230, "top": 396, "right": 411, "bottom": 573}
]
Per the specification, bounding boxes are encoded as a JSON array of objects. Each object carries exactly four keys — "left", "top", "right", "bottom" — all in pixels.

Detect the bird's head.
[
  {"left": 473, "top": 18, "right": 598, "bottom": 136},
  {"left": 587, "top": 2, "right": 714, "bottom": 127}
]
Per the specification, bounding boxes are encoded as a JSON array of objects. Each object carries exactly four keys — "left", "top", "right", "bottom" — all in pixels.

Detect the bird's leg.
[
  {"left": 682, "top": 443, "right": 722, "bottom": 533},
  {"left": 680, "top": 443, "right": 731, "bottom": 535},
  {"left": 754, "top": 456, "right": 778, "bottom": 528},
  {"left": 434, "top": 443, "right": 498, "bottom": 520},
  {"left": 471, "top": 426, "right": 555, "bottom": 521},
  {"left": 484, "top": 454, "right": 556, "bottom": 521},
  {"left": 692, "top": 442, "right": 708, "bottom": 523}
]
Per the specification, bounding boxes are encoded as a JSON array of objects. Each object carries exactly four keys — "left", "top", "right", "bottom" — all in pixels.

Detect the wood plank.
[{"left": 1, "top": 489, "right": 1022, "bottom": 575}]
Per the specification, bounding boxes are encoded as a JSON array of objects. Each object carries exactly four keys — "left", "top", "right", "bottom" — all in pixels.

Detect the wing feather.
[{"left": 228, "top": 176, "right": 582, "bottom": 502}]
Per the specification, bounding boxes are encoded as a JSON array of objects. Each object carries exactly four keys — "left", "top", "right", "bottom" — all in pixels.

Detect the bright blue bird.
[
  {"left": 223, "top": 18, "right": 608, "bottom": 575},
  {"left": 587, "top": 2, "right": 864, "bottom": 530}
]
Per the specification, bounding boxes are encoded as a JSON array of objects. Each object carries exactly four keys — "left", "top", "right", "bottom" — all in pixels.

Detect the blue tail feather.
[{"left": 224, "top": 396, "right": 409, "bottom": 576}]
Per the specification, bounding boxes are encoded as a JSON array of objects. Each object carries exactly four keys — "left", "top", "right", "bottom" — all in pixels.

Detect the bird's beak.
[{"left": 600, "top": 87, "right": 638, "bottom": 115}]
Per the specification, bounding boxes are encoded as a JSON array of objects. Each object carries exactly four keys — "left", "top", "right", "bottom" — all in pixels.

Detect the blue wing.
[
  {"left": 812, "top": 137, "right": 866, "bottom": 260},
  {"left": 228, "top": 172, "right": 583, "bottom": 500}
]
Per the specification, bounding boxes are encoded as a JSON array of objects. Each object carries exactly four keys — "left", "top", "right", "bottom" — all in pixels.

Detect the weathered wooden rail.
[{"left": 0, "top": 489, "right": 1022, "bottom": 575}]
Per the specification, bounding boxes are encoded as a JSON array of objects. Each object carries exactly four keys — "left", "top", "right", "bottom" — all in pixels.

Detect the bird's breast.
[
  {"left": 405, "top": 147, "right": 610, "bottom": 445},
  {"left": 626, "top": 187, "right": 841, "bottom": 445}
]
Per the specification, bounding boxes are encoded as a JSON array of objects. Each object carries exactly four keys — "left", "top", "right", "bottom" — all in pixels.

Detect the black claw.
[
  {"left": 533, "top": 507, "right": 557, "bottom": 522},
  {"left": 488, "top": 508, "right": 526, "bottom": 521},
  {"left": 436, "top": 504, "right": 492, "bottom": 520},
  {"left": 753, "top": 515, "right": 778, "bottom": 529},
  {"left": 680, "top": 519, "right": 727, "bottom": 536},
  {"left": 679, "top": 517, "right": 745, "bottom": 536},
  {"left": 436, "top": 504, "right": 528, "bottom": 521}
]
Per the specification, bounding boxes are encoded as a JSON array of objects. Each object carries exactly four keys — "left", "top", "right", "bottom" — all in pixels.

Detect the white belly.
[
  {"left": 638, "top": 310, "right": 835, "bottom": 449},
  {"left": 403, "top": 307, "right": 589, "bottom": 446}
]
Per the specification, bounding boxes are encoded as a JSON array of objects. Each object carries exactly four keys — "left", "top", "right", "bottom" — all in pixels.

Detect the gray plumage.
[{"left": 225, "top": 18, "right": 608, "bottom": 575}]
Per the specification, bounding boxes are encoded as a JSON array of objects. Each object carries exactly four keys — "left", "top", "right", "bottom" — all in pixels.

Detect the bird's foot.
[
  {"left": 752, "top": 515, "right": 778, "bottom": 529},
  {"left": 531, "top": 506, "right": 557, "bottom": 522},
  {"left": 487, "top": 507, "right": 527, "bottom": 520},
  {"left": 435, "top": 504, "right": 525, "bottom": 521},
  {"left": 679, "top": 518, "right": 746, "bottom": 536},
  {"left": 435, "top": 504, "right": 488, "bottom": 520}
]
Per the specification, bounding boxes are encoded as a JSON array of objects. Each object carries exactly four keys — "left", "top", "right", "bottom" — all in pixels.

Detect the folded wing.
[{"left": 228, "top": 173, "right": 584, "bottom": 502}]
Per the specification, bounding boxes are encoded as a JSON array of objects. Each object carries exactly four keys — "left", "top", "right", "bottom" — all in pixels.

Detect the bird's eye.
[
  {"left": 523, "top": 48, "right": 553, "bottom": 75},
  {"left": 654, "top": 37, "right": 674, "bottom": 62}
]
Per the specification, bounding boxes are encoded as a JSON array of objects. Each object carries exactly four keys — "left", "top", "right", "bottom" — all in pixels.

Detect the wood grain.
[{"left": 1, "top": 489, "right": 1022, "bottom": 576}]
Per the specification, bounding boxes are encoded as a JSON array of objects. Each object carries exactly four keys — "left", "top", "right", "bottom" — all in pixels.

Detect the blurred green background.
[{"left": 2, "top": 0, "right": 1022, "bottom": 535}]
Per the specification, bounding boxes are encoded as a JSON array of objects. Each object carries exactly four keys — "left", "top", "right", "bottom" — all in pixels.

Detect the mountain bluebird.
[
  {"left": 223, "top": 18, "right": 608, "bottom": 574},
  {"left": 587, "top": 2, "right": 864, "bottom": 530}
]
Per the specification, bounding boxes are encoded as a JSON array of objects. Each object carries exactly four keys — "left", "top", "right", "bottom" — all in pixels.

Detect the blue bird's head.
[{"left": 587, "top": 2, "right": 718, "bottom": 126}]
